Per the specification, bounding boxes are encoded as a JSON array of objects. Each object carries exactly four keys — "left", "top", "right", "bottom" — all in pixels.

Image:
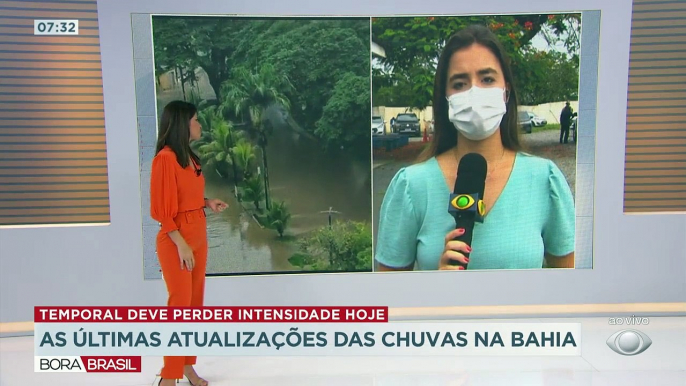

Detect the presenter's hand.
[
  {"left": 205, "top": 198, "right": 228, "bottom": 213},
  {"left": 439, "top": 228, "right": 471, "bottom": 270},
  {"left": 177, "top": 242, "right": 195, "bottom": 271}
]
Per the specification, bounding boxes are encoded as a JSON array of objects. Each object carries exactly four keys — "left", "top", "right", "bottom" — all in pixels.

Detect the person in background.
[
  {"left": 560, "top": 101, "right": 573, "bottom": 144},
  {"left": 150, "top": 100, "right": 228, "bottom": 386},
  {"left": 374, "top": 25, "right": 575, "bottom": 271}
]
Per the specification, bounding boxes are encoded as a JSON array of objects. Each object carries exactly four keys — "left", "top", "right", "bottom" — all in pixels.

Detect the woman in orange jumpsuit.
[{"left": 150, "top": 100, "right": 227, "bottom": 386}]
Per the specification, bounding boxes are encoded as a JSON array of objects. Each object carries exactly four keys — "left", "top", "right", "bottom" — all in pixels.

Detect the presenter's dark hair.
[
  {"left": 418, "top": 24, "right": 521, "bottom": 162},
  {"left": 155, "top": 100, "right": 199, "bottom": 168}
]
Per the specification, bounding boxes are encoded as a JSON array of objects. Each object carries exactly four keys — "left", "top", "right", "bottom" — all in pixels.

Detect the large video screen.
[{"left": 134, "top": 12, "right": 597, "bottom": 279}]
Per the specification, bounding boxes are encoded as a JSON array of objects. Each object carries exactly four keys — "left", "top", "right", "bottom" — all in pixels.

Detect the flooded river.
[{"left": 204, "top": 111, "right": 372, "bottom": 275}]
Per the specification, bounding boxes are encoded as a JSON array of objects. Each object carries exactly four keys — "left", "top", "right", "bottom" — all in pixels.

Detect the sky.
[{"left": 531, "top": 24, "right": 575, "bottom": 55}]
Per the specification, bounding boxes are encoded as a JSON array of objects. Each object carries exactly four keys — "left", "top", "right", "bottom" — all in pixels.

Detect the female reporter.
[
  {"left": 150, "top": 100, "right": 228, "bottom": 386},
  {"left": 375, "top": 25, "right": 575, "bottom": 271}
]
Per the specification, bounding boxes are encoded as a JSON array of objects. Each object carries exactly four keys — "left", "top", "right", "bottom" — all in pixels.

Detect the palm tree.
[
  {"left": 267, "top": 200, "right": 291, "bottom": 237},
  {"left": 191, "top": 105, "right": 218, "bottom": 152},
  {"left": 196, "top": 105, "right": 218, "bottom": 134},
  {"left": 232, "top": 138, "right": 258, "bottom": 182},
  {"left": 241, "top": 174, "right": 265, "bottom": 211},
  {"left": 196, "top": 117, "right": 241, "bottom": 184},
  {"left": 194, "top": 107, "right": 243, "bottom": 189},
  {"left": 220, "top": 64, "right": 294, "bottom": 210}
]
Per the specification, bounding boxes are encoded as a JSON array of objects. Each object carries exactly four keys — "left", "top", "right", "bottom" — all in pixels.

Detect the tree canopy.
[
  {"left": 372, "top": 14, "right": 581, "bottom": 108},
  {"left": 152, "top": 17, "right": 371, "bottom": 152}
]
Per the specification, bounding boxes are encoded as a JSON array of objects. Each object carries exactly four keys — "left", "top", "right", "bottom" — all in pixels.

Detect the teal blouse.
[{"left": 374, "top": 152, "right": 575, "bottom": 270}]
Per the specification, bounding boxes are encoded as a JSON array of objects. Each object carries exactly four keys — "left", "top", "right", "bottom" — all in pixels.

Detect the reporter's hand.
[
  {"left": 205, "top": 198, "right": 228, "bottom": 213},
  {"left": 438, "top": 228, "right": 471, "bottom": 270},
  {"left": 177, "top": 242, "right": 195, "bottom": 271}
]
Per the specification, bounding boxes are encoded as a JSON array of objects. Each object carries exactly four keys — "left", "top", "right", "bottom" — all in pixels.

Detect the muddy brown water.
[{"left": 203, "top": 117, "right": 372, "bottom": 275}]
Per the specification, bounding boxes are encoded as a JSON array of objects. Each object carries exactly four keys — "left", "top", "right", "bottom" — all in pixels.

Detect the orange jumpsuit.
[{"left": 150, "top": 146, "right": 207, "bottom": 380}]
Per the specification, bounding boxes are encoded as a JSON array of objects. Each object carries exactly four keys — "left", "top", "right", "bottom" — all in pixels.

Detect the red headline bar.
[
  {"left": 34, "top": 306, "right": 388, "bottom": 323},
  {"left": 80, "top": 356, "right": 141, "bottom": 373}
]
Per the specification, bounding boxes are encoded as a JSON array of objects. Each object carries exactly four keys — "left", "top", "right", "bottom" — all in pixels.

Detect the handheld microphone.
[{"left": 447, "top": 153, "right": 487, "bottom": 268}]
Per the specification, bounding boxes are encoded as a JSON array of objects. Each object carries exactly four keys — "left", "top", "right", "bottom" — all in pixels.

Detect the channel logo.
[
  {"left": 35, "top": 356, "right": 141, "bottom": 372},
  {"left": 606, "top": 329, "right": 652, "bottom": 356}
]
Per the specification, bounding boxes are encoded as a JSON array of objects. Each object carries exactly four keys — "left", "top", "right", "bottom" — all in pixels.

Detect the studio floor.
[{"left": 1, "top": 317, "right": 684, "bottom": 386}]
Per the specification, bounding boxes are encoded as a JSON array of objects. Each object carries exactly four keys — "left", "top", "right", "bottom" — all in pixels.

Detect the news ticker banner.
[{"left": 34, "top": 307, "right": 581, "bottom": 371}]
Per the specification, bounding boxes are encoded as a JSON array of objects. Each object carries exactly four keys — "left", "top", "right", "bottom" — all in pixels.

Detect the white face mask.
[{"left": 447, "top": 86, "right": 507, "bottom": 141}]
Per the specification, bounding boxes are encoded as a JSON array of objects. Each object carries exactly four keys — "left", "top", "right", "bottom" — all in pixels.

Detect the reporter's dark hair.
[{"left": 155, "top": 100, "right": 199, "bottom": 168}]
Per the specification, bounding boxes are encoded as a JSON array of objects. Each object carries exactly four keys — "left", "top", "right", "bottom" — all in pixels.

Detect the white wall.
[
  {"left": 1, "top": 0, "right": 684, "bottom": 324},
  {"left": 521, "top": 101, "right": 579, "bottom": 124},
  {"left": 374, "top": 106, "right": 433, "bottom": 133}
]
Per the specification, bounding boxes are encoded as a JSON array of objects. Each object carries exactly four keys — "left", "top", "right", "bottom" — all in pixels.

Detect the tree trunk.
[
  {"left": 178, "top": 66, "right": 187, "bottom": 101},
  {"left": 227, "top": 130, "right": 239, "bottom": 193},
  {"left": 204, "top": 65, "right": 224, "bottom": 103},
  {"left": 261, "top": 141, "right": 271, "bottom": 211}
]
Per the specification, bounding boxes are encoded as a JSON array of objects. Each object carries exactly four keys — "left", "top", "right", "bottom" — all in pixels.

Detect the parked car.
[
  {"left": 517, "top": 111, "right": 532, "bottom": 133},
  {"left": 393, "top": 113, "right": 421, "bottom": 136},
  {"left": 527, "top": 112, "right": 547, "bottom": 127},
  {"left": 372, "top": 116, "right": 385, "bottom": 136}
]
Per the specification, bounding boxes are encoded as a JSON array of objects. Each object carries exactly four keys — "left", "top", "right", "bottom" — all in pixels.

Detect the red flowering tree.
[{"left": 372, "top": 14, "right": 581, "bottom": 108}]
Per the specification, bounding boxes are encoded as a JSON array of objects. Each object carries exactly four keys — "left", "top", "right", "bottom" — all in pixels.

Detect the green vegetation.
[
  {"left": 153, "top": 18, "right": 372, "bottom": 269},
  {"left": 266, "top": 201, "right": 292, "bottom": 238},
  {"left": 372, "top": 14, "right": 581, "bottom": 109},
  {"left": 152, "top": 18, "right": 370, "bottom": 153},
  {"left": 289, "top": 221, "right": 373, "bottom": 271}
]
